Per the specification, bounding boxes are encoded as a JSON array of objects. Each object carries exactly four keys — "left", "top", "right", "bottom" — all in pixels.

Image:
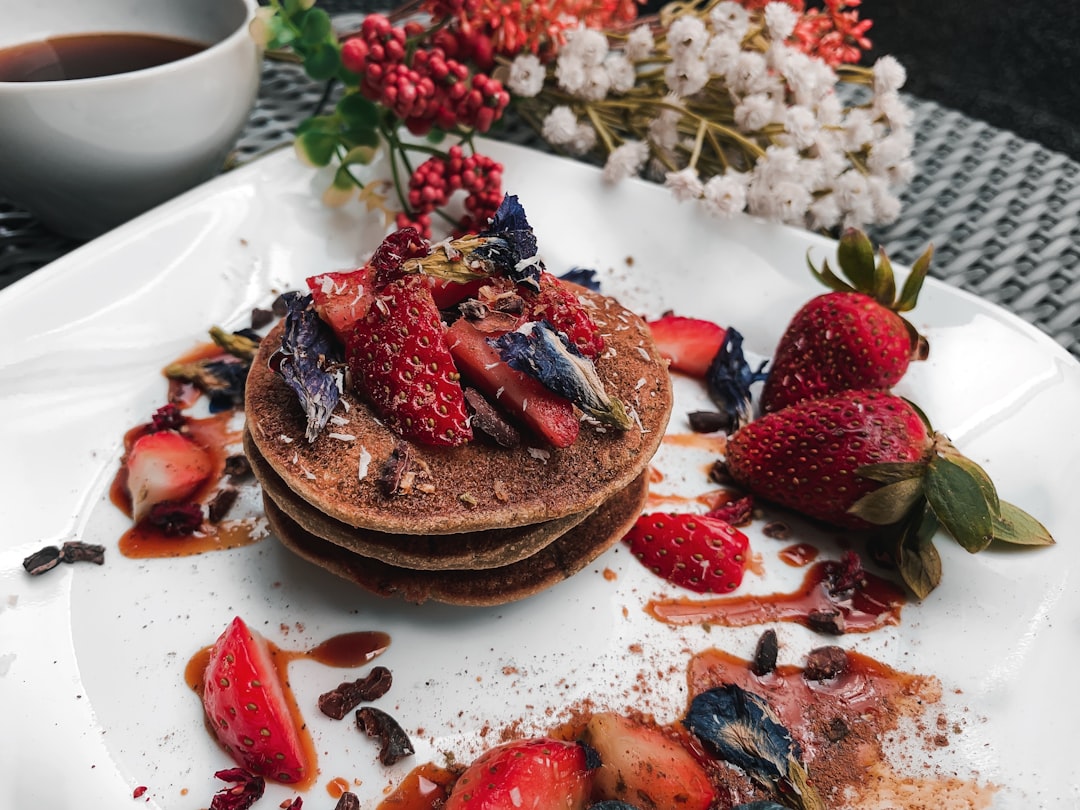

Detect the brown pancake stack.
[{"left": 244, "top": 286, "right": 672, "bottom": 606}]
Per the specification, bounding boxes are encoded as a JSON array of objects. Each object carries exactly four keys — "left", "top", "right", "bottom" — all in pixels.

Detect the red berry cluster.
[
  {"left": 340, "top": 13, "right": 509, "bottom": 137},
  {"left": 398, "top": 145, "right": 504, "bottom": 238}
]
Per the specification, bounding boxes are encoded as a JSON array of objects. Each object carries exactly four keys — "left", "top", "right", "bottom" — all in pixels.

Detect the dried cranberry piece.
[
  {"left": 150, "top": 403, "right": 186, "bottom": 433},
  {"left": 147, "top": 502, "right": 203, "bottom": 535},
  {"left": 209, "top": 768, "right": 264, "bottom": 810}
]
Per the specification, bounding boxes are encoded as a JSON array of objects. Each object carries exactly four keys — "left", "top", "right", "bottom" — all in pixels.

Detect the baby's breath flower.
[
  {"left": 873, "top": 55, "right": 908, "bottom": 94},
  {"left": 578, "top": 64, "right": 613, "bottom": 101},
  {"left": 868, "top": 176, "right": 902, "bottom": 223},
  {"left": 833, "top": 169, "right": 875, "bottom": 227},
  {"left": 564, "top": 26, "right": 609, "bottom": 66},
  {"left": 734, "top": 93, "right": 778, "bottom": 132},
  {"left": 625, "top": 24, "right": 655, "bottom": 61},
  {"left": 808, "top": 194, "right": 842, "bottom": 231},
  {"left": 763, "top": 2, "right": 799, "bottom": 40},
  {"left": 874, "top": 90, "right": 915, "bottom": 130},
  {"left": 555, "top": 54, "right": 588, "bottom": 95},
  {"left": 710, "top": 1, "right": 751, "bottom": 40},
  {"left": 648, "top": 104, "right": 682, "bottom": 153},
  {"left": 667, "top": 16, "right": 709, "bottom": 60},
  {"left": 703, "top": 33, "right": 740, "bottom": 75},
  {"left": 665, "top": 57, "right": 709, "bottom": 97},
  {"left": 665, "top": 167, "right": 704, "bottom": 202},
  {"left": 841, "top": 107, "right": 878, "bottom": 151},
  {"left": 702, "top": 172, "right": 749, "bottom": 218},
  {"left": 568, "top": 122, "right": 598, "bottom": 155},
  {"left": 605, "top": 53, "right": 636, "bottom": 94},
  {"left": 780, "top": 104, "right": 820, "bottom": 149},
  {"left": 603, "top": 141, "right": 650, "bottom": 182},
  {"left": 726, "top": 51, "right": 769, "bottom": 95},
  {"left": 508, "top": 54, "right": 546, "bottom": 98},
  {"left": 541, "top": 106, "right": 580, "bottom": 145}
]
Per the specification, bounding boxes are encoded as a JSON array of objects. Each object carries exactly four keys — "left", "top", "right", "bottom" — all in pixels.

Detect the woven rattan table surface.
[{"left": 3, "top": 55, "right": 1079, "bottom": 359}]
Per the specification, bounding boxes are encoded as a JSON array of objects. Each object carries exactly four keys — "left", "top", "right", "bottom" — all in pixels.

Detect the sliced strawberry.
[
  {"left": 201, "top": 617, "right": 311, "bottom": 785},
  {"left": 345, "top": 274, "right": 472, "bottom": 447},
  {"left": 517, "top": 273, "right": 605, "bottom": 359},
  {"left": 446, "top": 318, "right": 580, "bottom": 448},
  {"left": 646, "top": 315, "right": 726, "bottom": 378},
  {"left": 583, "top": 712, "right": 715, "bottom": 810},
  {"left": 444, "top": 737, "right": 594, "bottom": 810},
  {"left": 624, "top": 512, "right": 750, "bottom": 594},
  {"left": 430, "top": 277, "right": 487, "bottom": 309},
  {"left": 125, "top": 429, "right": 213, "bottom": 523},
  {"left": 306, "top": 266, "right": 375, "bottom": 339}
]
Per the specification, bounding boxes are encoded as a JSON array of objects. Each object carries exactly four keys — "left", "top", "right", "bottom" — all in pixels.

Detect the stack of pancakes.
[{"left": 244, "top": 286, "right": 672, "bottom": 606}]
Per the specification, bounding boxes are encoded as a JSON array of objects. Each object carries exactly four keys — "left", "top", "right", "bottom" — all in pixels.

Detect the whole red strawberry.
[
  {"left": 725, "top": 389, "right": 1055, "bottom": 599},
  {"left": 517, "top": 272, "right": 605, "bottom": 359},
  {"left": 624, "top": 512, "right": 750, "bottom": 593},
  {"left": 726, "top": 390, "right": 931, "bottom": 529},
  {"left": 760, "top": 229, "right": 933, "bottom": 413},
  {"left": 346, "top": 274, "right": 472, "bottom": 446}
]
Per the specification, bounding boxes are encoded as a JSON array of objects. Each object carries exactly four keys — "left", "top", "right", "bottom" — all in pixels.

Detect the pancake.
[
  {"left": 246, "top": 429, "right": 594, "bottom": 571},
  {"left": 263, "top": 470, "right": 649, "bottom": 606},
  {"left": 244, "top": 285, "right": 672, "bottom": 536}
]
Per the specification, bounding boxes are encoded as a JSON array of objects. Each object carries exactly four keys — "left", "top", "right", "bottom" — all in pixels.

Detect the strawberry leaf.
[
  {"left": 935, "top": 443, "right": 1000, "bottom": 513},
  {"left": 992, "top": 500, "right": 1056, "bottom": 546},
  {"left": 895, "top": 504, "right": 942, "bottom": 600},
  {"left": 923, "top": 456, "right": 994, "bottom": 553},
  {"left": 873, "top": 249, "right": 897, "bottom": 306},
  {"left": 848, "top": 477, "right": 924, "bottom": 525},
  {"left": 835, "top": 228, "right": 876, "bottom": 290},
  {"left": 896, "top": 243, "right": 933, "bottom": 313},
  {"left": 856, "top": 460, "right": 927, "bottom": 484},
  {"left": 807, "top": 255, "right": 855, "bottom": 294}
]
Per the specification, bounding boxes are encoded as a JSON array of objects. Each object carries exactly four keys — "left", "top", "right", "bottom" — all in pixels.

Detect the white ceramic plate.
[{"left": 2, "top": 141, "right": 1077, "bottom": 809}]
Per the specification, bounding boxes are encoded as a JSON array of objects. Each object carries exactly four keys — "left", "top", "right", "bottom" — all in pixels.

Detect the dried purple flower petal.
[
  {"left": 209, "top": 768, "right": 265, "bottom": 810},
  {"left": 705, "top": 327, "right": 768, "bottom": 432},
  {"left": 272, "top": 291, "right": 342, "bottom": 442},
  {"left": 558, "top": 267, "right": 601, "bottom": 291},
  {"left": 491, "top": 321, "right": 630, "bottom": 429},
  {"left": 474, "top": 194, "right": 541, "bottom": 291}
]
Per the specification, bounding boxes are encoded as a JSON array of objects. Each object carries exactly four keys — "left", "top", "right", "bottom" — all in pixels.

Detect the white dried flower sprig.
[{"left": 506, "top": 0, "right": 913, "bottom": 232}]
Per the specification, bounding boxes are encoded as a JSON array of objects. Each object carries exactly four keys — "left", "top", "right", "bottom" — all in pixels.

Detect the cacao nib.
[
  {"left": 22, "top": 546, "right": 61, "bottom": 576},
  {"left": 762, "top": 521, "right": 791, "bottom": 539},
  {"left": 356, "top": 706, "right": 415, "bottom": 766},
  {"left": 464, "top": 388, "right": 520, "bottom": 447},
  {"left": 824, "top": 716, "right": 850, "bottom": 742},
  {"left": 687, "top": 410, "right": 730, "bottom": 433},
  {"left": 804, "top": 646, "right": 849, "bottom": 681},
  {"left": 750, "top": 629, "right": 778, "bottom": 676},
  {"left": 334, "top": 793, "right": 361, "bottom": 810},
  {"left": 708, "top": 460, "right": 735, "bottom": 485},
  {"left": 207, "top": 487, "right": 239, "bottom": 523},
  {"left": 60, "top": 541, "right": 105, "bottom": 565},
  {"left": 378, "top": 443, "right": 433, "bottom": 497},
  {"left": 319, "top": 666, "right": 393, "bottom": 720},
  {"left": 806, "top": 609, "right": 846, "bottom": 635},
  {"left": 224, "top": 454, "right": 253, "bottom": 479},
  {"left": 250, "top": 307, "right": 274, "bottom": 330}
]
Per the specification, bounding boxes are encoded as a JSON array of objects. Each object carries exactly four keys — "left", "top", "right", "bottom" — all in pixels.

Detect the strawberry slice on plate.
[
  {"left": 201, "top": 616, "right": 311, "bottom": 785},
  {"left": 583, "top": 712, "right": 715, "bottom": 810},
  {"left": 306, "top": 266, "right": 375, "bottom": 339},
  {"left": 124, "top": 429, "right": 213, "bottom": 522},
  {"left": 646, "top": 315, "right": 726, "bottom": 378},
  {"left": 444, "top": 737, "right": 595, "bottom": 810},
  {"left": 624, "top": 512, "right": 750, "bottom": 594}
]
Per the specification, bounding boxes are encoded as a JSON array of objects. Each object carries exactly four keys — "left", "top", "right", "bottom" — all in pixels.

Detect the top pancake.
[{"left": 244, "top": 284, "right": 672, "bottom": 535}]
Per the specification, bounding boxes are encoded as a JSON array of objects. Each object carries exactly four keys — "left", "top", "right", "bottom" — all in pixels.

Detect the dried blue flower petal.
[
  {"left": 705, "top": 327, "right": 768, "bottom": 431},
  {"left": 685, "top": 685, "right": 823, "bottom": 810},
  {"left": 558, "top": 267, "right": 601, "bottom": 291},
  {"left": 474, "top": 194, "right": 541, "bottom": 291},
  {"left": 491, "top": 321, "right": 631, "bottom": 430},
  {"left": 272, "top": 291, "right": 342, "bottom": 442}
]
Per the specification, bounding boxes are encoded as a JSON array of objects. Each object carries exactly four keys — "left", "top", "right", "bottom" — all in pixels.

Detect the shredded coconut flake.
[
  {"left": 330, "top": 414, "right": 350, "bottom": 426},
  {"left": 329, "top": 432, "right": 356, "bottom": 441},
  {"left": 357, "top": 445, "right": 372, "bottom": 481},
  {"left": 635, "top": 377, "right": 647, "bottom": 390},
  {"left": 526, "top": 447, "right": 550, "bottom": 463},
  {"left": 636, "top": 346, "right": 651, "bottom": 361}
]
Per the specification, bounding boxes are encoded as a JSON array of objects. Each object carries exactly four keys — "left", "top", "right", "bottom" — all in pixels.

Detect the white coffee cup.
[{"left": 0, "top": 0, "right": 261, "bottom": 239}]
